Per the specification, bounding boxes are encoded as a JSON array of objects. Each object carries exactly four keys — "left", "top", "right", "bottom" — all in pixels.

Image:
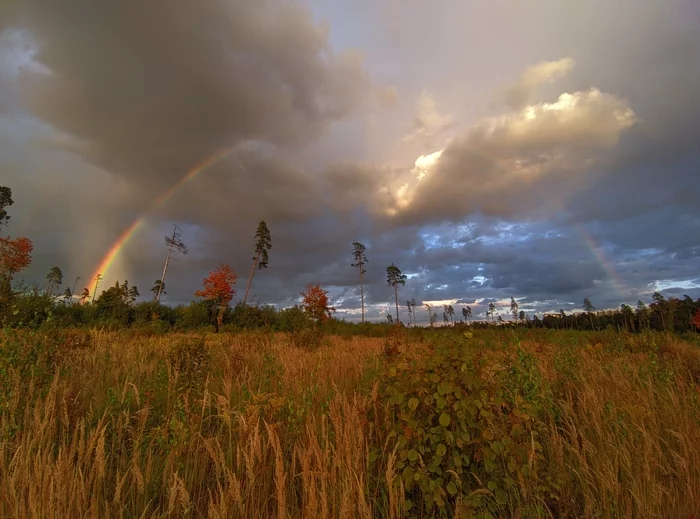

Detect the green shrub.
[{"left": 375, "top": 337, "right": 544, "bottom": 517}]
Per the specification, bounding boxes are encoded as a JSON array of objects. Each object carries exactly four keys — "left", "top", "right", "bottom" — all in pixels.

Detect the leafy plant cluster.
[{"left": 373, "top": 335, "right": 547, "bottom": 518}]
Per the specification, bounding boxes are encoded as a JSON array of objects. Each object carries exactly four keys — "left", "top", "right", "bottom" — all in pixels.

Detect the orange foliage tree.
[
  {"left": 693, "top": 309, "right": 700, "bottom": 330},
  {"left": 0, "top": 235, "right": 33, "bottom": 299},
  {"left": 301, "top": 283, "right": 336, "bottom": 324},
  {"left": 195, "top": 263, "right": 237, "bottom": 332}
]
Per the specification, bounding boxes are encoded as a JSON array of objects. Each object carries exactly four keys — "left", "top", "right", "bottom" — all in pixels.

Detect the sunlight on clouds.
[{"left": 380, "top": 70, "right": 637, "bottom": 222}]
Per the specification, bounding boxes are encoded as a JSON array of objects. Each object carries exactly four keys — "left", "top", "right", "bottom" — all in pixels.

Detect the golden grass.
[{"left": 0, "top": 329, "right": 698, "bottom": 518}]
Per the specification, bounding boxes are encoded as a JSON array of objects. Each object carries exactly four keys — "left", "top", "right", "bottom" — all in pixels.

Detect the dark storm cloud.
[{"left": 16, "top": 0, "right": 372, "bottom": 194}]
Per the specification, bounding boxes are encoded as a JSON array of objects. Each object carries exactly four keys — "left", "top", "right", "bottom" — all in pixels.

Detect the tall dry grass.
[
  {"left": 0, "top": 328, "right": 698, "bottom": 518},
  {"left": 0, "top": 331, "right": 388, "bottom": 518}
]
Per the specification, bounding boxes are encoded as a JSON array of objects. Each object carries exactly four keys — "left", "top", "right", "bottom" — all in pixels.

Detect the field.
[{"left": 1, "top": 327, "right": 699, "bottom": 518}]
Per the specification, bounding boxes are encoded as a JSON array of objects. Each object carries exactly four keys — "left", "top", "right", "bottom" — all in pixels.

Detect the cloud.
[
  {"left": 403, "top": 91, "right": 454, "bottom": 144},
  {"left": 498, "top": 58, "right": 574, "bottom": 110},
  {"left": 14, "top": 0, "right": 375, "bottom": 196},
  {"left": 385, "top": 85, "right": 636, "bottom": 224}
]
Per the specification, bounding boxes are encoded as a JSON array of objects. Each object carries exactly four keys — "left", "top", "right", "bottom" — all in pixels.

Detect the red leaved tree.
[
  {"left": 195, "top": 263, "right": 236, "bottom": 332},
  {"left": 0, "top": 235, "right": 33, "bottom": 300},
  {"left": 301, "top": 283, "right": 336, "bottom": 324},
  {"left": 693, "top": 309, "right": 700, "bottom": 331}
]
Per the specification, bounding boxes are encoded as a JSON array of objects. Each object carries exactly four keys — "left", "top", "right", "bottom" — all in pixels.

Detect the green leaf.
[
  {"left": 439, "top": 413, "right": 451, "bottom": 427},
  {"left": 407, "top": 449, "right": 418, "bottom": 462},
  {"left": 495, "top": 488, "right": 508, "bottom": 505},
  {"left": 408, "top": 397, "right": 419, "bottom": 410},
  {"left": 487, "top": 480, "right": 498, "bottom": 491},
  {"left": 436, "top": 443, "right": 447, "bottom": 456},
  {"left": 437, "top": 397, "right": 447, "bottom": 409},
  {"left": 447, "top": 481, "right": 458, "bottom": 495}
]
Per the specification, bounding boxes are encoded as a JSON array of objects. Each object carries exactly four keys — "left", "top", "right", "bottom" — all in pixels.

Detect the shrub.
[{"left": 375, "top": 336, "right": 543, "bottom": 517}]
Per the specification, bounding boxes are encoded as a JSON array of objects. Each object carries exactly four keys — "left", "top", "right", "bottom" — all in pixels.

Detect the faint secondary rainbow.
[
  {"left": 88, "top": 147, "right": 239, "bottom": 293},
  {"left": 575, "top": 224, "right": 628, "bottom": 299}
]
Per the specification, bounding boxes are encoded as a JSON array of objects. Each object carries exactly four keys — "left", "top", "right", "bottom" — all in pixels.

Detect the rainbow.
[
  {"left": 575, "top": 224, "right": 628, "bottom": 299},
  {"left": 87, "top": 146, "right": 240, "bottom": 294}
]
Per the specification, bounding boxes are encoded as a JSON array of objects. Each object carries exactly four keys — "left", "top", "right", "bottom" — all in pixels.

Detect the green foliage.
[
  {"left": 167, "top": 337, "right": 211, "bottom": 396},
  {"left": 0, "top": 286, "right": 55, "bottom": 328},
  {"left": 375, "top": 335, "right": 544, "bottom": 517},
  {"left": 291, "top": 325, "right": 325, "bottom": 351}
]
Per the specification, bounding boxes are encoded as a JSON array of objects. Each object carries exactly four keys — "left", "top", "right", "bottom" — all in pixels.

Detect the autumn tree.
[
  {"left": 386, "top": 263, "right": 407, "bottom": 324},
  {"left": 46, "top": 265, "right": 63, "bottom": 297},
  {"left": 156, "top": 224, "right": 188, "bottom": 302},
  {"left": 243, "top": 220, "right": 272, "bottom": 306},
  {"left": 195, "top": 263, "right": 237, "bottom": 332},
  {"left": 0, "top": 236, "right": 33, "bottom": 300},
  {"left": 351, "top": 242, "right": 368, "bottom": 323},
  {"left": 301, "top": 283, "right": 336, "bottom": 324}
]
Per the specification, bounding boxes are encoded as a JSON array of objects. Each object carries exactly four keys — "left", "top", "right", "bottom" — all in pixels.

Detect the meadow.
[{"left": 1, "top": 327, "right": 699, "bottom": 518}]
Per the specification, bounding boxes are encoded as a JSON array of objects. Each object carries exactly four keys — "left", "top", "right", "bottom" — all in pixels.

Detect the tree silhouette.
[
  {"left": 488, "top": 302, "right": 496, "bottom": 322},
  {"left": 425, "top": 303, "right": 433, "bottom": 327},
  {"left": 583, "top": 297, "right": 595, "bottom": 329},
  {"left": 351, "top": 242, "right": 368, "bottom": 323},
  {"left": 301, "top": 283, "right": 336, "bottom": 324},
  {"left": 386, "top": 263, "right": 407, "bottom": 324},
  {"left": 151, "top": 279, "right": 166, "bottom": 300},
  {"left": 0, "top": 186, "right": 13, "bottom": 228},
  {"left": 45, "top": 266, "right": 63, "bottom": 297},
  {"left": 510, "top": 297, "right": 519, "bottom": 321},
  {"left": 243, "top": 220, "right": 272, "bottom": 306},
  {"left": 195, "top": 264, "right": 237, "bottom": 333},
  {"left": 156, "top": 224, "right": 188, "bottom": 302}
]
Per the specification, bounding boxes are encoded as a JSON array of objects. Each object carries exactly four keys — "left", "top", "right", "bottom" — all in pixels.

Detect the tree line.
[{"left": 1, "top": 184, "right": 699, "bottom": 333}]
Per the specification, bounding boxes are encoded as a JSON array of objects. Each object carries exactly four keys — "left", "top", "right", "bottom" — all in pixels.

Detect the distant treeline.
[{"left": 0, "top": 280, "right": 698, "bottom": 335}]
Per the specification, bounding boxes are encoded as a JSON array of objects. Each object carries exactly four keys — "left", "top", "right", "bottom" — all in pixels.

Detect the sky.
[{"left": 1, "top": 0, "right": 699, "bottom": 324}]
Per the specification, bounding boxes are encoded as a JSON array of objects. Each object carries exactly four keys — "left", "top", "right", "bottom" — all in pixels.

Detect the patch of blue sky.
[{"left": 653, "top": 279, "right": 700, "bottom": 291}]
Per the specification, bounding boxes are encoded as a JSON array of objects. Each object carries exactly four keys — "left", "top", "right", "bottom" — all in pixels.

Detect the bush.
[{"left": 375, "top": 335, "right": 544, "bottom": 517}]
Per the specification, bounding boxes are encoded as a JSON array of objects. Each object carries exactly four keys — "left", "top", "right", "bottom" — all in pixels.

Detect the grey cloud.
[{"left": 15, "top": 0, "right": 372, "bottom": 195}]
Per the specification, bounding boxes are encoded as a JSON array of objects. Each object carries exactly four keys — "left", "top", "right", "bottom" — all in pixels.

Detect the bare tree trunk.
[
  {"left": 394, "top": 285, "right": 399, "bottom": 324},
  {"left": 359, "top": 270, "right": 365, "bottom": 323},
  {"left": 243, "top": 251, "right": 260, "bottom": 306},
  {"left": 156, "top": 230, "right": 177, "bottom": 302}
]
